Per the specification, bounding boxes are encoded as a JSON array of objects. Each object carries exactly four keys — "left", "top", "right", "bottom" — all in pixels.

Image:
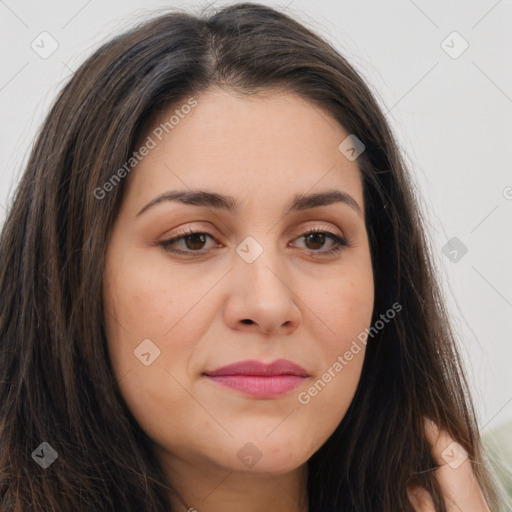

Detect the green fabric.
[{"left": 482, "top": 420, "right": 512, "bottom": 501}]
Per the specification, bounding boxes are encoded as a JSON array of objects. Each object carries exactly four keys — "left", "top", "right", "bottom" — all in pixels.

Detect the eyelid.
[
  {"left": 158, "top": 222, "right": 351, "bottom": 258},
  {"left": 161, "top": 223, "right": 216, "bottom": 239},
  {"left": 163, "top": 222, "right": 344, "bottom": 242}
]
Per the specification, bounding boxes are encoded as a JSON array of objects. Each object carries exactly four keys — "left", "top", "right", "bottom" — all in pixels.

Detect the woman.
[{"left": 0, "top": 3, "right": 506, "bottom": 511}]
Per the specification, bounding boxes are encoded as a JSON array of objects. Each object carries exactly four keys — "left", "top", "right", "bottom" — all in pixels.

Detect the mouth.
[
  {"left": 203, "top": 374, "right": 308, "bottom": 398},
  {"left": 202, "top": 359, "right": 310, "bottom": 399}
]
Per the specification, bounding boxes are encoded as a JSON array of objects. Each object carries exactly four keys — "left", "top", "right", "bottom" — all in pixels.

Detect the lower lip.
[{"left": 204, "top": 374, "right": 307, "bottom": 398}]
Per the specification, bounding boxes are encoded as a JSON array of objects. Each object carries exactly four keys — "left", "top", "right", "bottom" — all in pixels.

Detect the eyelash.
[{"left": 159, "top": 226, "right": 350, "bottom": 257}]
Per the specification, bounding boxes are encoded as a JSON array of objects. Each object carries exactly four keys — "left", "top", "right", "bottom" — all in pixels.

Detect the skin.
[
  {"left": 103, "top": 87, "right": 373, "bottom": 511},
  {"left": 103, "top": 87, "right": 491, "bottom": 511},
  {"left": 408, "top": 419, "right": 492, "bottom": 512}
]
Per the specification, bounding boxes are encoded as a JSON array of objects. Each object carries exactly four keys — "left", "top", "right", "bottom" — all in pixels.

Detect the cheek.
[
  {"left": 295, "top": 265, "right": 373, "bottom": 435},
  {"left": 102, "top": 261, "right": 202, "bottom": 443},
  {"left": 102, "top": 250, "right": 173, "bottom": 384},
  {"left": 102, "top": 250, "right": 218, "bottom": 406},
  {"left": 314, "top": 264, "right": 374, "bottom": 354},
  {"left": 104, "top": 249, "right": 202, "bottom": 340}
]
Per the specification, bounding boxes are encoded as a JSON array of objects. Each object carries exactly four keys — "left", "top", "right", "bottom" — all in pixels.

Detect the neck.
[{"left": 164, "top": 456, "right": 308, "bottom": 512}]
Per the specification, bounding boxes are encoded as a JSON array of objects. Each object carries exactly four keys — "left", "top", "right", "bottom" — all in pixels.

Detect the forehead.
[{"left": 124, "top": 87, "right": 364, "bottom": 214}]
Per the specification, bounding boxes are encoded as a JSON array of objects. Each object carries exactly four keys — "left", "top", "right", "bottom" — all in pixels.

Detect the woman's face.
[{"left": 103, "top": 87, "right": 374, "bottom": 478}]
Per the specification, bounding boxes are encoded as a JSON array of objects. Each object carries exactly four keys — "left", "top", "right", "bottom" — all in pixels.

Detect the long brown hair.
[{"left": 0, "top": 3, "right": 504, "bottom": 510}]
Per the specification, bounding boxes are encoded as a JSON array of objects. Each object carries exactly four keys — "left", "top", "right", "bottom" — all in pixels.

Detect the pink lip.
[{"left": 203, "top": 359, "right": 309, "bottom": 398}]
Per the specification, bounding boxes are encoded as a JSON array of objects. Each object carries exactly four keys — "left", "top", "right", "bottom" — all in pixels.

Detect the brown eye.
[
  {"left": 159, "top": 227, "right": 349, "bottom": 257},
  {"left": 293, "top": 228, "right": 349, "bottom": 255},
  {"left": 159, "top": 230, "right": 218, "bottom": 254},
  {"left": 182, "top": 233, "right": 208, "bottom": 251},
  {"left": 304, "top": 232, "right": 327, "bottom": 250}
]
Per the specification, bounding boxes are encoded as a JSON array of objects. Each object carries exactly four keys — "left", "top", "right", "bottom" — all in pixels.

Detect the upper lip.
[{"left": 203, "top": 359, "right": 309, "bottom": 377}]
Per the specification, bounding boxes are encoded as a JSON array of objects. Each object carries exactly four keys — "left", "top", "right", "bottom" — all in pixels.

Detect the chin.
[{"left": 210, "top": 434, "right": 313, "bottom": 475}]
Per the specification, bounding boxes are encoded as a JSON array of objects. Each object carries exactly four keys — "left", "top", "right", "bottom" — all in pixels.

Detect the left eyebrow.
[{"left": 136, "top": 189, "right": 363, "bottom": 218}]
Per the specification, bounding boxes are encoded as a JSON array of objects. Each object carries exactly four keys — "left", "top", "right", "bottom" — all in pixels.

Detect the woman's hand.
[{"left": 407, "top": 418, "right": 492, "bottom": 511}]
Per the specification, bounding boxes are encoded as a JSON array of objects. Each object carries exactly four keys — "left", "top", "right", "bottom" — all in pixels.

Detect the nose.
[{"left": 222, "top": 240, "right": 301, "bottom": 337}]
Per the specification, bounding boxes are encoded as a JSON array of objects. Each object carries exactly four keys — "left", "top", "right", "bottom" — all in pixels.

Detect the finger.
[
  {"left": 424, "top": 418, "right": 470, "bottom": 470},
  {"left": 423, "top": 418, "right": 491, "bottom": 512},
  {"left": 407, "top": 485, "right": 436, "bottom": 512}
]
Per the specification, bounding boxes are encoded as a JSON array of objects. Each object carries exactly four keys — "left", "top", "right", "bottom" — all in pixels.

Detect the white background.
[{"left": 1, "top": 0, "right": 511, "bottom": 432}]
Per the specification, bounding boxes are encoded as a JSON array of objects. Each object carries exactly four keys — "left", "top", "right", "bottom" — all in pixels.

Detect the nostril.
[{"left": 241, "top": 319, "right": 254, "bottom": 325}]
